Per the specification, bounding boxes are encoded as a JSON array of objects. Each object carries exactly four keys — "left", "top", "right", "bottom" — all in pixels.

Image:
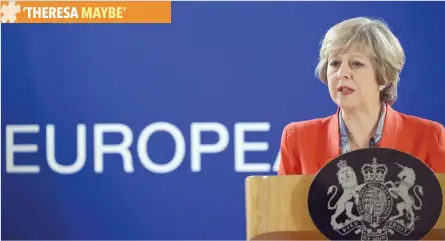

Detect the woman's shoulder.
[
  {"left": 396, "top": 111, "right": 444, "bottom": 133},
  {"left": 392, "top": 110, "right": 445, "bottom": 148}
]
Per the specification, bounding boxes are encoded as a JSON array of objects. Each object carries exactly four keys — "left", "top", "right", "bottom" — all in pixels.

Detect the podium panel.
[{"left": 245, "top": 174, "right": 445, "bottom": 240}]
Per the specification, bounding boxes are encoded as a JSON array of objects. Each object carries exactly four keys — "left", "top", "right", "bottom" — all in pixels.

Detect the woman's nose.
[{"left": 337, "top": 63, "right": 352, "bottom": 80}]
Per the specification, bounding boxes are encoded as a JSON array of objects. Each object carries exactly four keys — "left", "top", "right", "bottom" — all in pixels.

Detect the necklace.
[
  {"left": 347, "top": 129, "right": 376, "bottom": 150},
  {"left": 347, "top": 131, "right": 359, "bottom": 150}
]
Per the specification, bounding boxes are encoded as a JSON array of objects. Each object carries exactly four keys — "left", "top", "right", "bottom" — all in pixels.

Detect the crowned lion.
[{"left": 327, "top": 160, "right": 364, "bottom": 229}]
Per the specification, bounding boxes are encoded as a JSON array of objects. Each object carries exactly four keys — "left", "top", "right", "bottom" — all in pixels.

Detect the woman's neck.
[{"left": 342, "top": 102, "right": 382, "bottom": 149}]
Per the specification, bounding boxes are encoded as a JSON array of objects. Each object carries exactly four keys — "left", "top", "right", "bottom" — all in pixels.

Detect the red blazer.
[{"left": 278, "top": 104, "right": 445, "bottom": 175}]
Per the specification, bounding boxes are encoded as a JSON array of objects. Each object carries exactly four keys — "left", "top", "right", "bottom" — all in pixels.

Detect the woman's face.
[{"left": 326, "top": 45, "right": 381, "bottom": 111}]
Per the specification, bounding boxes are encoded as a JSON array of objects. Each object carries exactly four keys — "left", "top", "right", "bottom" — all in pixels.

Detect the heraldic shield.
[{"left": 308, "top": 148, "right": 443, "bottom": 240}]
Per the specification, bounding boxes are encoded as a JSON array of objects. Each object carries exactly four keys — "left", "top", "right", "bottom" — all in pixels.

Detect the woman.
[{"left": 278, "top": 17, "right": 445, "bottom": 175}]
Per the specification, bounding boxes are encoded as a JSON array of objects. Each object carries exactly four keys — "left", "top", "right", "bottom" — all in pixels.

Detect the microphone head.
[{"left": 369, "top": 137, "right": 376, "bottom": 147}]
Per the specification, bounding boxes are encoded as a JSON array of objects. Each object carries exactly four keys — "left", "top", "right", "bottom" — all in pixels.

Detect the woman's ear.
[{"left": 379, "top": 85, "right": 386, "bottom": 91}]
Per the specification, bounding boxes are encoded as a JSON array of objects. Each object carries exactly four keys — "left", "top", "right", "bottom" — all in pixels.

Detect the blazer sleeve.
[
  {"left": 426, "top": 122, "right": 445, "bottom": 173},
  {"left": 278, "top": 124, "right": 302, "bottom": 175}
]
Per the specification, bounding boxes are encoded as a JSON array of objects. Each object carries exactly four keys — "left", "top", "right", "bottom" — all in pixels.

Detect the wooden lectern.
[{"left": 245, "top": 174, "right": 445, "bottom": 240}]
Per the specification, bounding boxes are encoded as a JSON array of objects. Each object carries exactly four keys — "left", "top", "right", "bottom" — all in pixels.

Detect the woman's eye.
[
  {"left": 329, "top": 61, "right": 339, "bottom": 67},
  {"left": 352, "top": 61, "right": 363, "bottom": 67}
]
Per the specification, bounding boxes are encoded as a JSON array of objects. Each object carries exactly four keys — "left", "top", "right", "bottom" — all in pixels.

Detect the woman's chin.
[{"left": 335, "top": 99, "right": 359, "bottom": 110}]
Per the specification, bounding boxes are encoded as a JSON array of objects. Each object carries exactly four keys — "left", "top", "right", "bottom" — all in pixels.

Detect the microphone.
[{"left": 369, "top": 137, "right": 376, "bottom": 148}]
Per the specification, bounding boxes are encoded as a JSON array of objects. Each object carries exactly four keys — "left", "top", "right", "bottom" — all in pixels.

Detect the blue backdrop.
[{"left": 2, "top": 1, "right": 445, "bottom": 240}]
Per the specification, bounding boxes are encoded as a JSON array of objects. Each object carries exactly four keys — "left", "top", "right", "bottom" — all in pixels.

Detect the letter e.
[
  {"left": 6, "top": 125, "right": 40, "bottom": 173},
  {"left": 234, "top": 123, "right": 271, "bottom": 172}
]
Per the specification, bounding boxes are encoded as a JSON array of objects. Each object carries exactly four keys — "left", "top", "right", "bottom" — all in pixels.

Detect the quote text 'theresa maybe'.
[{"left": 0, "top": 1, "right": 171, "bottom": 23}]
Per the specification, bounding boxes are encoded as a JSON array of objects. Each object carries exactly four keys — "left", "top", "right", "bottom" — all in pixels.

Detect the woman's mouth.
[{"left": 337, "top": 86, "right": 355, "bottom": 95}]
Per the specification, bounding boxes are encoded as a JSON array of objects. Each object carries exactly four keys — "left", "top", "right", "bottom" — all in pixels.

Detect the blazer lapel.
[
  {"left": 379, "top": 103, "right": 399, "bottom": 149},
  {"left": 325, "top": 108, "right": 341, "bottom": 164}
]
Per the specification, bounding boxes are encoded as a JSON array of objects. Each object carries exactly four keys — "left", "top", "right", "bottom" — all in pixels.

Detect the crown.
[
  {"left": 361, "top": 157, "right": 388, "bottom": 183},
  {"left": 337, "top": 160, "right": 348, "bottom": 170}
]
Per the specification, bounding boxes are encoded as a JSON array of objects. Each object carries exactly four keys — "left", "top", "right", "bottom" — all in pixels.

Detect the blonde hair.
[{"left": 315, "top": 17, "right": 405, "bottom": 105}]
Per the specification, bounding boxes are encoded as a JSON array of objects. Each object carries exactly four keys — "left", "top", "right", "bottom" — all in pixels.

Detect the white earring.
[{"left": 379, "top": 85, "right": 385, "bottom": 91}]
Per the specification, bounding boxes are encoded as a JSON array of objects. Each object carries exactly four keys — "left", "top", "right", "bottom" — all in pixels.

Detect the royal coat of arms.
[
  {"left": 327, "top": 158, "right": 423, "bottom": 240},
  {"left": 307, "top": 148, "right": 442, "bottom": 241}
]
